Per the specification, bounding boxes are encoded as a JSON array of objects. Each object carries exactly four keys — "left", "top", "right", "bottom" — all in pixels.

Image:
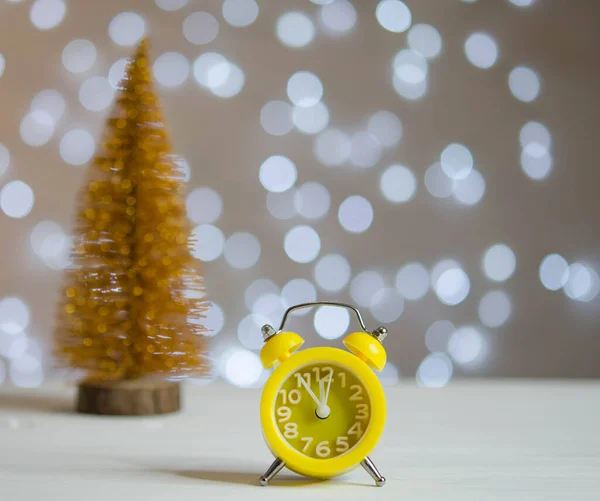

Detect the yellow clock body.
[{"left": 260, "top": 346, "right": 386, "bottom": 479}]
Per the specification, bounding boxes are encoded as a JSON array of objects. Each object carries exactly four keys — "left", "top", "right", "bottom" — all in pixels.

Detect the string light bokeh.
[{"left": 1, "top": 0, "right": 599, "bottom": 389}]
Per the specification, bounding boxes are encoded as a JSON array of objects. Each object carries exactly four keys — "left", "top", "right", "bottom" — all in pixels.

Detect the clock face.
[{"left": 274, "top": 362, "right": 372, "bottom": 460}]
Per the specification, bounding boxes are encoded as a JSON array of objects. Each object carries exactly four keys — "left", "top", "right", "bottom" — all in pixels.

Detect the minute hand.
[{"left": 298, "top": 376, "right": 320, "bottom": 406}]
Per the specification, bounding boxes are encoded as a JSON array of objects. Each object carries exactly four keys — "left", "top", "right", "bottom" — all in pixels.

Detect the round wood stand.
[{"left": 77, "top": 379, "right": 181, "bottom": 416}]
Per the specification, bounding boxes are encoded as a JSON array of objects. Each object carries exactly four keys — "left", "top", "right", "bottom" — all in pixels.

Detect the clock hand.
[
  {"left": 324, "top": 372, "right": 333, "bottom": 406},
  {"left": 297, "top": 375, "right": 320, "bottom": 407},
  {"left": 316, "top": 375, "right": 331, "bottom": 419}
]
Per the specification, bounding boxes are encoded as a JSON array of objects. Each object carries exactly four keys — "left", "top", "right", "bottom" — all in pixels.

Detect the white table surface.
[{"left": 1, "top": 381, "right": 599, "bottom": 501}]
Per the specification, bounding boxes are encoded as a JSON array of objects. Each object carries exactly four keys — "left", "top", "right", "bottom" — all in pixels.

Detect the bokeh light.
[
  {"left": 448, "top": 326, "right": 486, "bottom": 365},
  {"left": 440, "top": 143, "right": 473, "bottom": 180},
  {"left": 287, "top": 71, "right": 323, "bottom": 107},
  {"left": 153, "top": 52, "right": 190, "bottom": 87},
  {"left": 452, "top": 169, "right": 486, "bottom": 205},
  {"left": 351, "top": 271, "right": 385, "bottom": 307},
  {"left": 224, "top": 232, "right": 261, "bottom": 269},
  {"left": 79, "top": 77, "right": 115, "bottom": 112},
  {"left": 0, "top": 297, "right": 30, "bottom": 335},
  {"left": 155, "top": 0, "right": 188, "bottom": 11},
  {"left": 521, "top": 149, "right": 552, "bottom": 180},
  {"left": 20, "top": 111, "right": 55, "bottom": 147},
  {"left": 509, "top": 66, "right": 541, "bottom": 102},
  {"left": 59, "top": 129, "right": 95, "bottom": 166},
  {"left": 192, "top": 53, "right": 245, "bottom": 98},
  {"left": 464, "top": 33, "right": 498, "bottom": 69},
  {"left": 350, "top": 132, "right": 382, "bottom": 168},
  {"left": 108, "top": 12, "right": 146, "bottom": 46},
  {"left": 0, "top": 144, "right": 9, "bottom": 177},
  {"left": 284, "top": 225, "right": 321, "bottom": 263},
  {"left": 238, "top": 314, "right": 269, "bottom": 350},
  {"left": 281, "top": 279, "right": 317, "bottom": 311},
  {"left": 432, "top": 260, "right": 470, "bottom": 305},
  {"left": 367, "top": 110, "right": 403, "bottom": 148},
  {"left": 0, "top": 53, "right": 5, "bottom": 78},
  {"left": 245, "top": 279, "right": 279, "bottom": 311},
  {"left": 314, "top": 128, "right": 351, "bottom": 166},
  {"left": 482, "top": 244, "right": 516, "bottom": 282},
  {"left": 563, "top": 262, "right": 600, "bottom": 302},
  {"left": 539, "top": 254, "right": 569, "bottom": 291},
  {"left": 201, "top": 303, "right": 225, "bottom": 336},
  {"left": 375, "top": 0, "right": 412, "bottom": 33},
  {"left": 267, "top": 189, "right": 298, "bottom": 220},
  {"left": 295, "top": 182, "right": 331, "bottom": 220},
  {"left": 370, "top": 288, "right": 404, "bottom": 323},
  {"left": 292, "top": 102, "right": 329, "bottom": 135},
  {"left": 108, "top": 58, "right": 128, "bottom": 89},
  {"left": 417, "top": 353, "right": 453, "bottom": 388},
  {"left": 520, "top": 121, "right": 551, "bottom": 154},
  {"left": 62, "top": 39, "right": 97, "bottom": 74},
  {"left": 425, "top": 320, "right": 455, "bottom": 352},
  {"left": 424, "top": 162, "right": 454, "bottom": 199},
  {"left": 30, "top": 0, "right": 65, "bottom": 30},
  {"left": 190, "top": 224, "right": 225, "bottom": 261},
  {"left": 222, "top": 0, "right": 259, "bottom": 28},
  {"left": 186, "top": 187, "right": 223, "bottom": 224},
  {"left": 183, "top": 12, "right": 219, "bottom": 45},
  {"left": 259, "top": 155, "right": 297, "bottom": 193},
  {"left": 509, "top": 0, "right": 535, "bottom": 7},
  {"left": 222, "top": 348, "right": 263, "bottom": 387},
  {"left": 338, "top": 195, "right": 374, "bottom": 233},
  {"left": 314, "top": 254, "right": 351, "bottom": 292},
  {"left": 314, "top": 305, "right": 350, "bottom": 339},
  {"left": 393, "top": 49, "right": 428, "bottom": 85},
  {"left": 276, "top": 12, "right": 315, "bottom": 48},
  {"left": 396, "top": 262, "right": 429, "bottom": 300},
  {"left": 0, "top": 181, "right": 34, "bottom": 219},
  {"left": 260, "top": 101, "right": 293, "bottom": 136},
  {"left": 408, "top": 24, "right": 442, "bottom": 59},
  {"left": 319, "top": 0, "right": 356, "bottom": 36},
  {"left": 479, "top": 291, "right": 512, "bottom": 327},
  {"left": 392, "top": 72, "right": 428, "bottom": 100},
  {"left": 380, "top": 165, "right": 417, "bottom": 203},
  {"left": 31, "top": 89, "right": 65, "bottom": 122}
]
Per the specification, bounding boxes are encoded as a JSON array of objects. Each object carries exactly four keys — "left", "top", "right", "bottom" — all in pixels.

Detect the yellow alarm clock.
[{"left": 258, "top": 301, "right": 388, "bottom": 487}]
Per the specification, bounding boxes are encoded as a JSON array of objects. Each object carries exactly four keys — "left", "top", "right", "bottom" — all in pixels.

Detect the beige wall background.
[{"left": 0, "top": 0, "right": 599, "bottom": 387}]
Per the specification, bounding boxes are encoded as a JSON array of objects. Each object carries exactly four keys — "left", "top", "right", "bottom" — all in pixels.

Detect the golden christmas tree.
[{"left": 55, "top": 40, "right": 208, "bottom": 414}]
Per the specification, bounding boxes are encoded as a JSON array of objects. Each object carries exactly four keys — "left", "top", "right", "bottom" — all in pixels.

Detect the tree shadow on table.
[{"left": 0, "top": 394, "right": 72, "bottom": 414}]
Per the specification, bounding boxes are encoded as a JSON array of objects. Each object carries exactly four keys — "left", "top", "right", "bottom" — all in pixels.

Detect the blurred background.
[{"left": 0, "top": 0, "right": 598, "bottom": 390}]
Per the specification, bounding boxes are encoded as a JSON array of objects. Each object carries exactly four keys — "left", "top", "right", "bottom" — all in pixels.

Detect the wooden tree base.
[{"left": 76, "top": 380, "right": 181, "bottom": 416}]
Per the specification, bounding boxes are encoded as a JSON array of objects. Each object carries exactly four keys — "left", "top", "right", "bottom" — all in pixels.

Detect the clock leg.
[
  {"left": 361, "top": 456, "right": 386, "bottom": 487},
  {"left": 259, "top": 457, "right": 286, "bottom": 486}
]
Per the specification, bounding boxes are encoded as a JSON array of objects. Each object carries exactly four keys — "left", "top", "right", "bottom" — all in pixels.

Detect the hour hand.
[{"left": 298, "top": 375, "right": 320, "bottom": 406}]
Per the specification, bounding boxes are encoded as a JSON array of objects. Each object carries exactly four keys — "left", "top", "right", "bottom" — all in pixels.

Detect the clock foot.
[
  {"left": 361, "top": 456, "right": 386, "bottom": 487},
  {"left": 259, "top": 457, "right": 286, "bottom": 486}
]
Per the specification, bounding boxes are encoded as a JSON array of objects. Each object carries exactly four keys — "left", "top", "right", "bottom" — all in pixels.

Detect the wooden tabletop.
[{"left": 1, "top": 381, "right": 599, "bottom": 500}]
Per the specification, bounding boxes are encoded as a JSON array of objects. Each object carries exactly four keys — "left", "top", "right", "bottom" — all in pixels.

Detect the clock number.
[
  {"left": 336, "top": 436, "right": 349, "bottom": 453},
  {"left": 278, "top": 389, "right": 287, "bottom": 404},
  {"left": 349, "top": 384, "right": 363, "bottom": 401},
  {"left": 348, "top": 422, "right": 362, "bottom": 438},
  {"left": 288, "top": 389, "right": 301, "bottom": 404},
  {"left": 311, "top": 366, "right": 320, "bottom": 381},
  {"left": 276, "top": 406, "right": 291, "bottom": 422},
  {"left": 356, "top": 403, "right": 369, "bottom": 420},
  {"left": 338, "top": 372, "right": 346, "bottom": 388},
  {"left": 283, "top": 422, "right": 298, "bottom": 439},
  {"left": 294, "top": 372, "right": 311, "bottom": 389},
  {"left": 316, "top": 440, "right": 331, "bottom": 458},
  {"left": 321, "top": 366, "right": 333, "bottom": 383},
  {"left": 300, "top": 437, "right": 313, "bottom": 452},
  {"left": 278, "top": 389, "right": 301, "bottom": 405}
]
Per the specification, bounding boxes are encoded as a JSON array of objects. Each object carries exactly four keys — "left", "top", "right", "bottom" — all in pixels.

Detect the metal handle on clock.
[{"left": 274, "top": 301, "right": 387, "bottom": 343}]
